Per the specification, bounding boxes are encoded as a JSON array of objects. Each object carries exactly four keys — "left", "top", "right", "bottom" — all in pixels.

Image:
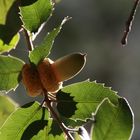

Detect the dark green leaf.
[
  {"left": 57, "top": 80, "right": 119, "bottom": 121},
  {"left": 0, "top": 0, "right": 21, "bottom": 44},
  {"left": 20, "top": 0, "right": 54, "bottom": 33},
  {"left": 0, "top": 95, "right": 16, "bottom": 127},
  {"left": 0, "top": 55, "right": 24, "bottom": 92},
  {"left": 92, "top": 98, "right": 134, "bottom": 140},
  {"left": 29, "top": 17, "right": 70, "bottom": 65}
]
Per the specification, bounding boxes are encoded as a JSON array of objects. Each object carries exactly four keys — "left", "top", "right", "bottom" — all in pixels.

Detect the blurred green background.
[{"left": 4, "top": 0, "right": 140, "bottom": 139}]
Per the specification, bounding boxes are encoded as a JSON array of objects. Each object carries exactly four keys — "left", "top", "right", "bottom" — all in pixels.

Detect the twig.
[
  {"left": 121, "top": 0, "right": 140, "bottom": 46},
  {"left": 23, "top": 28, "right": 34, "bottom": 51},
  {"left": 43, "top": 89, "right": 74, "bottom": 140}
]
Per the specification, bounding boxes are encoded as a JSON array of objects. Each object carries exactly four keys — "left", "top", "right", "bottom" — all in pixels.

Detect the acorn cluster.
[{"left": 22, "top": 53, "right": 86, "bottom": 97}]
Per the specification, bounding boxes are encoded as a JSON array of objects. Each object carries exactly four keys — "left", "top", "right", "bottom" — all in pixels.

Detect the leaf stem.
[
  {"left": 121, "top": 0, "right": 140, "bottom": 46},
  {"left": 43, "top": 89, "right": 74, "bottom": 140},
  {"left": 23, "top": 28, "right": 34, "bottom": 51}
]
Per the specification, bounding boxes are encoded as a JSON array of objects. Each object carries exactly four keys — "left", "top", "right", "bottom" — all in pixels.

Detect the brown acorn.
[
  {"left": 22, "top": 64, "right": 43, "bottom": 97},
  {"left": 37, "top": 58, "right": 63, "bottom": 93},
  {"left": 51, "top": 53, "right": 86, "bottom": 82}
]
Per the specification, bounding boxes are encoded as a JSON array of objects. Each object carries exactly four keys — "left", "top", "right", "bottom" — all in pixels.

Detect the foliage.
[
  {"left": 0, "top": 0, "right": 21, "bottom": 46},
  {"left": 29, "top": 17, "right": 70, "bottom": 65},
  {"left": 0, "top": 55, "right": 24, "bottom": 92},
  {"left": 92, "top": 98, "right": 133, "bottom": 140},
  {"left": 0, "top": 0, "right": 134, "bottom": 140},
  {"left": 19, "top": 0, "right": 54, "bottom": 33},
  {"left": 0, "top": 96, "right": 16, "bottom": 127}
]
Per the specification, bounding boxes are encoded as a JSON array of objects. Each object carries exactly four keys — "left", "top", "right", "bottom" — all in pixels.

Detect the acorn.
[
  {"left": 37, "top": 58, "right": 63, "bottom": 93},
  {"left": 22, "top": 53, "right": 86, "bottom": 96},
  {"left": 22, "top": 64, "right": 43, "bottom": 97},
  {"left": 51, "top": 53, "right": 86, "bottom": 82},
  {"left": 37, "top": 53, "right": 86, "bottom": 93}
]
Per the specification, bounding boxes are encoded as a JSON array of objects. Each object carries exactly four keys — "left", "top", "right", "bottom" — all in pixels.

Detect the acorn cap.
[{"left": 51, "top": 53, "right": 86, "bottom": 82}]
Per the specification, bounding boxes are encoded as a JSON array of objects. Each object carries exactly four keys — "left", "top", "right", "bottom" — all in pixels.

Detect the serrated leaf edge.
[
  {"left": 19, "top": 0, "right": 54, "bottom": 33},
  {"left": 59, "top": 80, "right": 119, "bottom": 122},
  {"left": 62, "top": 79, "right": 118, "bottom": 96}
]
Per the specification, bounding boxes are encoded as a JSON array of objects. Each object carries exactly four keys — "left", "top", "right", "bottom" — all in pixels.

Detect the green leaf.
[
  {"left": 29, "top": 17, "right": 70, "bottom": 65},
  {"left": 57, "top": 80, "right": 119, "bottom": 121},
  {"left": 0, "top": 102, "right": 65, "bottom": 140},
  {"left": 20, "top": 0, "right": 54, "bottom": 33},
  {"left": 0, "top": 95, "right": 16, "bottom": 127},
  {"left": 0, "top": 0, "right": 21, "bottom": 44},
  {"left": 0, "top": 33, "right": 19, "bottom": 54},
  {"left": 31, "top": 127, "right": 48, "bottom": 140},
  {"left": 0, "top": 55, "right": 24, "bottom": 92},
  {"left": 92, "top": 98, "right": 134, "bottom": 140},
  {"left": 0, "top": 102, "right": 49, "bottom": 140},
  {"left": 31, "top": 121, "right": 65, "bottom": 140},
  {"left": 0, "top": 0, "right": 15, "bottom": 24}
]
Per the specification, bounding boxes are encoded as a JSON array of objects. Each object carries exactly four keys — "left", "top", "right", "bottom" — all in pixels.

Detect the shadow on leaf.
[
  {"left": 56, "top": 91, "right": 77, "bottom": 118},
  {"left": 21, "top": 107, "right": 48, "bottom": 140},
  {"left": 0, "top": 0, "right": 21, "bottom": 44},
  {"left": 21, "top": 102, "right": 35, "bottom": 108},
  {"left": 21, "top": 0, "right": 38, "bottom": 6},
  {"left": 49, "top": 120, "right": 63, "bottom": 136}
]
